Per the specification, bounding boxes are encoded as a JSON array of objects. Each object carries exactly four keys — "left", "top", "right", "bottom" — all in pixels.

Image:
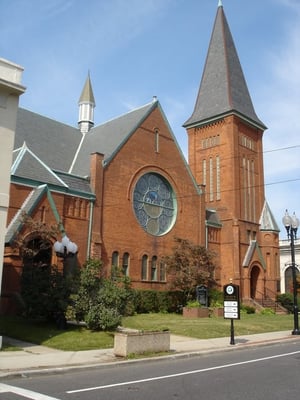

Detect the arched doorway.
[
  {"left": 22, "top": 237, "right": 52, "bottom": 268},
  {"left": 250, "top": 265, "right": 261, "bottom": 299}
]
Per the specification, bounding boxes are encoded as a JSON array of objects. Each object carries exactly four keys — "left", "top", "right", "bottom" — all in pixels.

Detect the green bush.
[
  {"left": 260, "top": 308, "right": 275, "bottom": 315},
  {"left": 85, "top": 305, "right": 121, "bottom": 331},
  {"left": 277, "top": 293, "right": 296, "bottom": 313},
  {"left": 72, "top": 259, "right": 134, "bottom": 331},
  {"left": 133, "top": 290, "right": 185, "bottom": 314},
  {"left": 240, "top": 304, "right": 256, "bottom": 314},
  {"left": 20, "top": 263, "right": 71, "bottom": 324},
  {"left": 186, "top": 300, "right": 201, "bottom": 308},
  {"left": 208, "top": 289, "right": 223, "bottom": 306}
]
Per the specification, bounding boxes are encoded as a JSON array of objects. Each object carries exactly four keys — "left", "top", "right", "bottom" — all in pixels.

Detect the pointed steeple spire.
[
  {"left": 78, "top": 73, "right": 96, "bottom": 134},
  {"left": 184, "top": 5, "right": 266, "bottom": 129}
]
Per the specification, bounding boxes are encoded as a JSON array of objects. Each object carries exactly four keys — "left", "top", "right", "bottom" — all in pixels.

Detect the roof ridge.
[
  {"left": 92, "top": 99, "right": 157, "bottom": 130},
  {"left": 11, "top": 142, "right": 69, "bottom": 188}
]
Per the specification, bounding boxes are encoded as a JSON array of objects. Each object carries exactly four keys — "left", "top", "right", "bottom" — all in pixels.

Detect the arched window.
[
  {"left": 122, "top": 252, "right": 130, "bottom": 276},
  {"left": 141, "top": 254, "right": 148, "bottom": 280},
  {"left": 112, "top": 251, "right": 119, "bottom": 267},
  {"left": 151, "top": 256, "right": 157, "bottom": 281},
  {"left": 155, "top": 129, "right": 159, "bottom": 153},
  {"left": 159, "top": 261, "right": 166, "bottom": 282},
  {"left": 285, "top": 266, "right": 294, "bottom": 294}
]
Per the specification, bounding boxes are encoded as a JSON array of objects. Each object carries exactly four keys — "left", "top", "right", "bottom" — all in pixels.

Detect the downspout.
[
  {"left": 46, "top": 188, "right": 65, "bottom": 235},
  {"left": 87, "top": 200, "right": 94, "bottom": 259}
]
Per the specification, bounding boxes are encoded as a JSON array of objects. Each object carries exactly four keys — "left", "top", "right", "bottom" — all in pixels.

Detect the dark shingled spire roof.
[{"left": 184, "top": 4, "right": 266, "bottom": 129}]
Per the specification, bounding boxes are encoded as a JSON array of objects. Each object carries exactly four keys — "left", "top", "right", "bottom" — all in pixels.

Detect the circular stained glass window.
[{"left": 133, "top": 173, "right": 177, "bottom": 236}]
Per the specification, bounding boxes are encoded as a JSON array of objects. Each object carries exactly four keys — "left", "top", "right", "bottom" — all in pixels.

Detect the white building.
[
  {"left": 0, "top": 58, "right": 25, "bottom": 347},
  {"left": 279, "top": 239, "right": 300, "bottom": 293}
]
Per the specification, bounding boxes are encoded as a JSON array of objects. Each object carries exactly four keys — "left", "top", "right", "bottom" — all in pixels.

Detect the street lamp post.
[
  {"left": 53, "top": 235, "right": 78, "bottom": 277},
  {"left": 282, "top": 210, "right": 300, "bottom": 335}
]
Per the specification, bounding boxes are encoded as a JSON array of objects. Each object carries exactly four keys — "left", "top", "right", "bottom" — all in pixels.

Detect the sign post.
[{"left": 223, "top": 284, "right": 240, "bottom": 345}]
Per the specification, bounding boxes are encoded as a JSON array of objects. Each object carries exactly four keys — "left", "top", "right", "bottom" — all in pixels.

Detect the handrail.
[{"left": 255, "top": 289, "right": 279, "bottom": 311}]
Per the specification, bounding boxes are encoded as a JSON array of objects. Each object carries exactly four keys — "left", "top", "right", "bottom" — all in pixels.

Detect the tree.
[
  {"left": 13, "top": 212, "right": 60, "bottom": 262},
  {"left": 162, "top": 237, "right": 217, "bottom": 302}
]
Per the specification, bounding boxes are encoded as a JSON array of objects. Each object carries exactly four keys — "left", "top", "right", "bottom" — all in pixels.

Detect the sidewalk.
[{"left": 1, "top": 331, "right": 299, "bottom": 378}]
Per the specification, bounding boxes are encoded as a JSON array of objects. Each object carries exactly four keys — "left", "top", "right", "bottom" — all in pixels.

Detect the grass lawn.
[
  {"left": 0, "top": 312, "right": 294, "bottom": 351},
  {"left": 122, "top": 313, "right": 294, "bottom": 338},
  {"left": 0, "top": 316, "right": 114, "bottom": 351}
]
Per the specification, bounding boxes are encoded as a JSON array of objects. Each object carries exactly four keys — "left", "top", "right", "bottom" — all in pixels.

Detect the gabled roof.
[
  {"left": 5, "top": 184, "right": 48, "bottom": 244},
  {"left": 70, "top": 100, "right": 157, "bottom": 176},
  {"left": 11, "top": 143, "right": 94, "bottom": 197},
  {"left": 242, "top": 240, "right": 266, "bottom": 269},
  {"left": 184, "top": 4, "right": 266, "bottom": 130},
  {"left": 259, "top": 201, "right": 280, "bottom": 232},
  {"left": 15, "top": 108, "right": 82, "bottom": 173},
  {"left": 12, "top": 143, "right": 68, "bottom": 187},
  {"left": 5, "top": 184, "right": 74, "bottom": 244}
]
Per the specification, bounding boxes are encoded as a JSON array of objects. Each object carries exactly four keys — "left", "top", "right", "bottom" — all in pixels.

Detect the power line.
[{"left": 263, "top": 144, "right": 300, "bottom": 154}]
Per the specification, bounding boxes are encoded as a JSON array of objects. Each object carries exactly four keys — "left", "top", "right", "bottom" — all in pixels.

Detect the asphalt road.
[{"left": 1, "top": 340, "right": 300, "bottom": 400}]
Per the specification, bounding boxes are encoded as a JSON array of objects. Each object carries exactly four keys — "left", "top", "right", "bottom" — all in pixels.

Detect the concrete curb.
[{"left": 1, "top": 332, "right": 300, "bottom": 378}]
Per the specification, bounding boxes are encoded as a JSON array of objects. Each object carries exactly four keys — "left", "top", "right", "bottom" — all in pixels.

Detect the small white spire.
[
  {"left": 218, "top": 0, "right": 223, "bottom": 7},
  {"left": 78, "top": 73, "right": 96, "bottom": 134}
]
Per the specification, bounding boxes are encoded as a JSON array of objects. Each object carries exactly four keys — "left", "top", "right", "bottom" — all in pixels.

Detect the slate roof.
[
  {"left": 14, "top": 99, "right": 158, "bottom": 185},
  {"left": 15, "top": 101, "right": 157, "bottom": 178},
  {"left": 184, "top": 4, "right": 266, "bottom": 129},
  {"left": 70, "top": 100, "right": 156, "bottom": 176},
  {"left": 55, "top": 171, "right": 93, "bottom": 195},
  {"left": 15, "top": 108, "right": 82, "bottom": 173},
  {"left": 259, "top": 201, "right": 280, "bottom": 232},
  {"left": 12, "top": 143, "right": 68, "bottom": 187},
  {"left": 11, "top": 143, "right": 94, "bottom": 197}
]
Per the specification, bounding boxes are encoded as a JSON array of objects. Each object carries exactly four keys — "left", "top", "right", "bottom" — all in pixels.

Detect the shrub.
[
  {"left": 85, "top": 305, "right": 121, "bottom": 331},
  {"left": 132, "top": 290, "right": 186, "bottom": 314},
  {"left": 260, "top": 308, "right": 275, "bottom": 315},
  {"left": 72, "top": 258, "right": 134, "bottom": 330},
  {"left": 208, "top": 289, "right": 223, "bottom": 306},
  {"left": 240, "top": 304, "right": 256, "bottom": 314},
  {"left": 277, "top": 293, "right": 295, "bottom": 313},
  {"left": 186, "top": 300, "right": 201, "bottom": 308},
  {"left": 20, "top": 263, "right": 71, "bottom": 324}
]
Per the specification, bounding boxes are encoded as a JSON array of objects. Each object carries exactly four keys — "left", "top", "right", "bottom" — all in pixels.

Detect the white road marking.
[
  {"left": 0, "top": 383, "right": 61, "bottom": 399},
  {"left": 67, "top": 350, "right": 300, "bottom": 394}
]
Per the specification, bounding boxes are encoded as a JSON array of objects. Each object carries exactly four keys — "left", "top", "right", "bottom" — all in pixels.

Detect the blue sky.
[{"left": 1, "top": 0, "right": 299, "bottom": 238}]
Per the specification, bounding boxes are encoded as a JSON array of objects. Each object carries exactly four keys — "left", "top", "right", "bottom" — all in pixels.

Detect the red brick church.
[{"left": 1, "top": 3, "right": 280, "bottom": 312}]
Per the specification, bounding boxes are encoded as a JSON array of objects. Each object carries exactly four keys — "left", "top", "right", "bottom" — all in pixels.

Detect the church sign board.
[{"left": 223, "top": 284, "right": 240, "bottom": 320}]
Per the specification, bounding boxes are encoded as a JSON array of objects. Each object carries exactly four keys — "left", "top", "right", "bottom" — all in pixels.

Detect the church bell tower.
[{"left": 184, "top": 2, "right": 280, "bottom": 301}]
